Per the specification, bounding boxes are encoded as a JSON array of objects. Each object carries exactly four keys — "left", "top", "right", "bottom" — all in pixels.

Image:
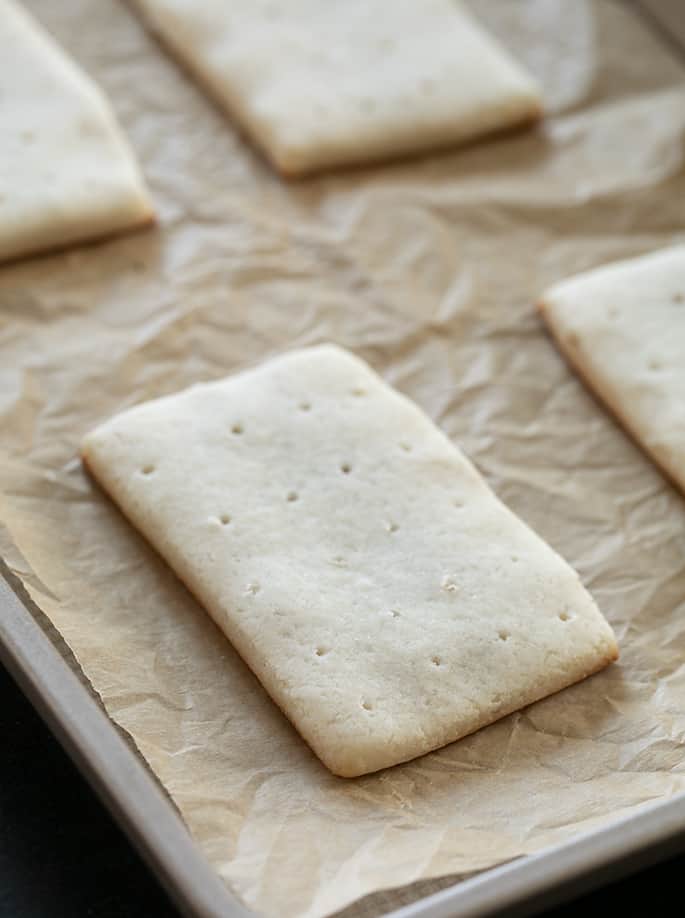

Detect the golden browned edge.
[
  {"left": 0, "top": 211, "right": 156, "bottom": 268},
  {"left": 81, "top": 435, "right": 615, "bottom": 779},
  {"left": 123, "top": 0, "right": 543, "bottom": 181},
  {"left": 275, "top": 105, "right": 544, "bottom": 180},
  {"left": 537, "top": 297, "right": 685, "bottom": 501}
]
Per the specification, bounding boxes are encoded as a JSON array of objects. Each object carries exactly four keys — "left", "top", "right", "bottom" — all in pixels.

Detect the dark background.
[{"left": 1, "top": 661, "right": 681, "bottom": 918}]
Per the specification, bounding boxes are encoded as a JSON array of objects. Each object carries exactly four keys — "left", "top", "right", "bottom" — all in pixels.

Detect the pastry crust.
[
  {"left": 128, "top": 0, "right": 542, "bottom": 176},
  {"left": 82, "top": 345, "right": 617, "bottom": 777},
  {"left": 538, "top": 246, "right": 685, "bottom": 498},
  {"left": 0, "top": 0, "right": 154, "bottom": 263}
]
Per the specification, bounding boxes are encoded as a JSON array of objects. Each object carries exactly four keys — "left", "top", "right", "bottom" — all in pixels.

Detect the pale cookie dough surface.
[
  {"left": 82, "top": 345, "right": 617, "bottom": 777},
  {"left": 0, "top": 0, "right": 153, "bottom": 262},
  {"left": 129, "top": 0, "right": 542, "bottom": 176},
  {"left": 539, "top": 246, "right": 685, "bottom": 496}
]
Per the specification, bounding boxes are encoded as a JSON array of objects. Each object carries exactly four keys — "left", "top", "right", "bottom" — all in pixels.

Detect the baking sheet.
[
  {"left": 2, "top": 1, "right": 685, "bottom": 917},
  {"left": 0, "top": 567, "right": 249, "bottom": 918}
]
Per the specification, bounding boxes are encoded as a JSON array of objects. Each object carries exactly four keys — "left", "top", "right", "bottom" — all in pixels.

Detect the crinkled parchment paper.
[{"left": 2, "top": 1, "right": 685, "bottom": 916}]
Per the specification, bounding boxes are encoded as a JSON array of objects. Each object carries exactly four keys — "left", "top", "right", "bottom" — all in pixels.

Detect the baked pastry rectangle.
[
  {"left": 129, "top": 0, "right": 542, "bottom": 175},
  {"left": 539, "top": 246, "right": 685, "bottom": 495},
  {"left": 82, "top": 345, "right": 617, "bottom": 777}
]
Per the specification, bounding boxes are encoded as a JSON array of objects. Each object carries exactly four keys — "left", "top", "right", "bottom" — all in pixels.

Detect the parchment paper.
[{"left": 2, "top": 1, "right": 685, "bottom": 916}]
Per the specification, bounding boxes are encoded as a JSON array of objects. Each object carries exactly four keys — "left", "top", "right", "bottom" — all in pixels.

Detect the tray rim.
[{"left": 2, "top": 567, "right": 685, "bottom": 918}]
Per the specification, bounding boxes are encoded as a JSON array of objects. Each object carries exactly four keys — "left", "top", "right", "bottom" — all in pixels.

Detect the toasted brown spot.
[{"left": 441, "top": 575, "right": 459, "bottom": 593}]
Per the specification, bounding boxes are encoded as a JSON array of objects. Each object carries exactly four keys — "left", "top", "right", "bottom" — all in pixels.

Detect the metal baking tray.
[
  {"left": 2, "top": 2, "right": 685, "bottom": 915},
  {"left": 3, "top": 564, "right": 685, "bottom": 918}
]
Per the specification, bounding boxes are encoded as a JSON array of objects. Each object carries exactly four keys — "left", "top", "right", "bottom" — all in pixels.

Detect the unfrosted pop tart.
[
  {"left": 129, "top": 0, "right": 542, "bottom": 176},
  {"left": 82, "top": 345, "right": 617, "bottom": 777},
  {"left": 0, "top": 0, "right": 153, "bottom": 262},
  {"left": 539, "top": 246, "right": 685, "bottom": 495}
]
